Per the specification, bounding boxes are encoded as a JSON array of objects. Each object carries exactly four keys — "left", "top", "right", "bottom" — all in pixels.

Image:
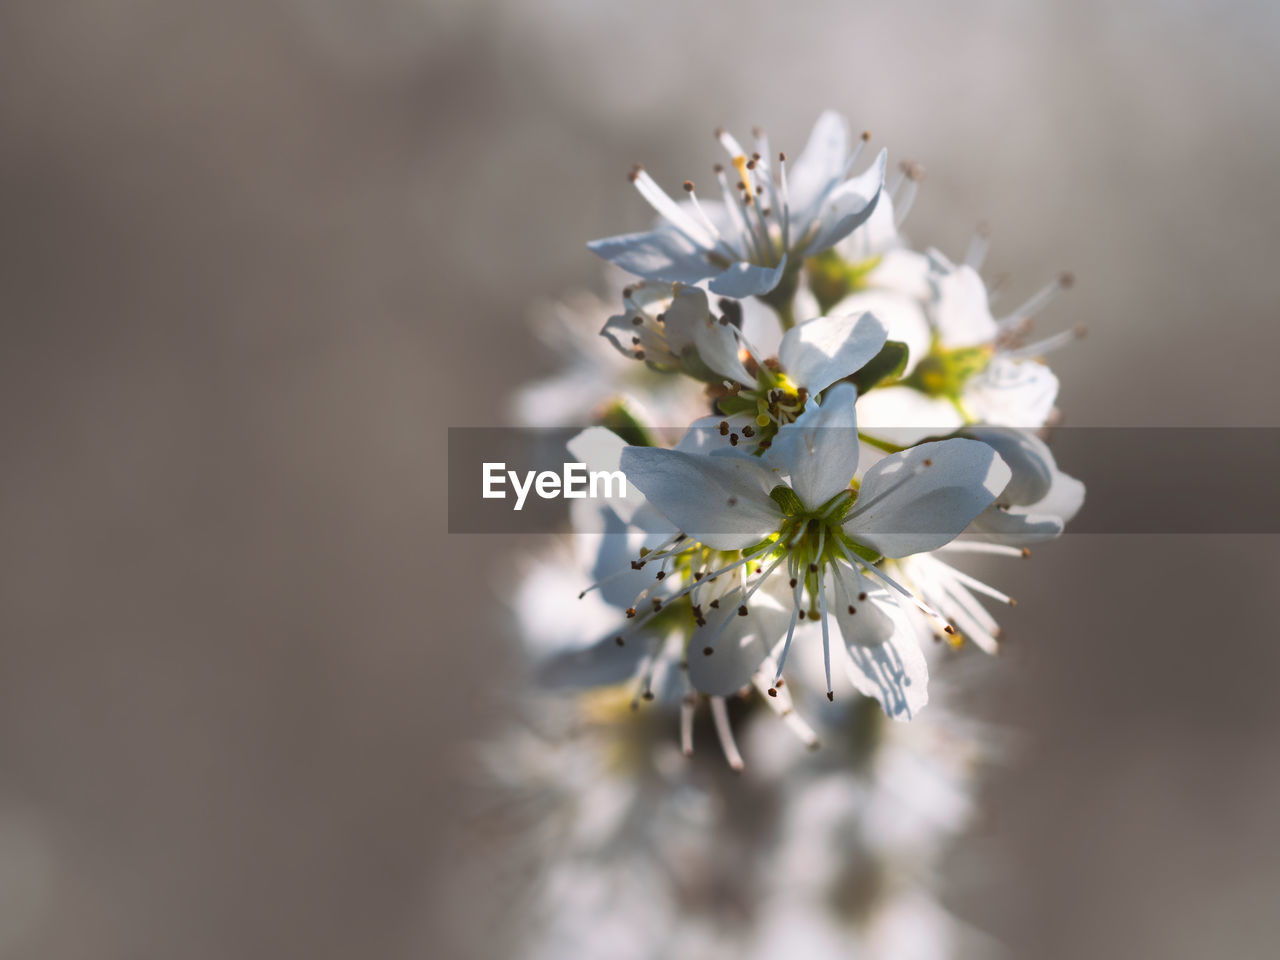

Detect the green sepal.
[
  {"left": 849, "top": 340, "right": 910, "bottom": 394},
  {"left": 598, "top": 401, "right": 653, "bottom": 448},
  {"left": 769, "top": 485, "right": 805, "bottom": 516},
  {"left": 715, "top": 394, "right": 758, "bottom": 417},
  {"left": 904, "top": 343, "right": 992, "bottom": 399},
  {"left": 805, "top": 250, "right": 883, "bottom": 314}
]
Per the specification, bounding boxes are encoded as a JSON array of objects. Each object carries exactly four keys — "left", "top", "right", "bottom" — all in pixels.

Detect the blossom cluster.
[{"left": 499, "top": 109, "right": 1083, "bottom": 956}]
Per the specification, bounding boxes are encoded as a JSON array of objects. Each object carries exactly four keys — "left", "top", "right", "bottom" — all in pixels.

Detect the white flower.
[
  {"left": 511, "top": 276, "right": 706, "bottom": 429},
  {"left": 889, "top": 426, "right": 1085, "bottom": 653},
  {"left": 820, "top": 207, "right": 1081, "bottom": 437},
  {"left": 609, "top": 384, "right": 1010, "bottom": 719},
  {"left": 588, "top": 111, "right": 887, "bottom": 299}
]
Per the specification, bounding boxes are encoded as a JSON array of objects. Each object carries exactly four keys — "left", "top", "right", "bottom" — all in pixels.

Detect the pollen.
[{"left": 732, "top": 155, "right": 753, "bottom": 201}]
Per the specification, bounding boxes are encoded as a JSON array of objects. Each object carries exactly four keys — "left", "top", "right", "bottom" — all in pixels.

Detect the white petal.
[
  {"left": 802, "top": 149, "right": 887, "bottom": 256},
  {"left": 843, "top": 438, "right": 1011, "bottom": 557},
  {"left": 767, "top": 382, "right": 861, "bottom": 510},
  {"left": 739, "top": 294, "right": 784, "bottom": 359},
  {"left": 535, "top": 625, "right": 650, "bottom": 690},
  {"left": 687, "top": 585, "right": 791, "bottom": 696},
  {"left": 655, "top": 283, "right": 706, "bottom": 360},
  {"left": 707, "top": 255, "right": 789, "bottom": 298},
  {"left": 676, "top": 414, "right": 759, "bottom": 454},
  {"left": 692, "top": 308, "right": 754, "bottom": 384},
  {"left": 837, "top": 190, "right": 900, "bottom": 262},
  {"left": 567, "top": 426, "right": 648, "bottom": 524},
  {"left": 967, "top": 505, "right": 1064, "bottom": 543},
  {"left": 867, "top": 247, "right": 933, "bottom": 302},
  {"left": 963, "top": 356, "right": 1059, "bottom": 428},
  {"left": 784, "top": 109, "right": 851, "bottom": 221},
  {"left": 854, "top": 386, "right": 965, "bottom": 447},
  {"left": 959, "top": 426, "right": 1055, "bottom": 505},
  {"left": 620, "top": 446, "right": 781, "bottom": 550},
  {"left": 587, "top": 227, "right": 716, "bottom": 284},
  {"left": 778, "top": 310, "right": 888, "bottom": 395},
  {"left": 831, "top": 566, "right": 897, "bottom": 646},
  {"left": 1035, "top": 468, "right": 1085, "bottom": 525},
  {"left": 829, "top": 289, "right": 931, "bottom": 375},
  {"left": 837, "top": 587, "right": 929, "bottom": 720},
  {"left": 929, "top": 257, "right": 998, "bottom": 348}
]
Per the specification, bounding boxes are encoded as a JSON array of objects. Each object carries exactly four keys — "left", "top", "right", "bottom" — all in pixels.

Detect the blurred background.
[{"left": 2, "top": 0, "right": 1279, "bottom": 957}]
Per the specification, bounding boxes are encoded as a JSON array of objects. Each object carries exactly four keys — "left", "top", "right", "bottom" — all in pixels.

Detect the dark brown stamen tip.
[
  {"left": 943, "top": 624, "right": 956, "bottom": 634},
  {"left": 615, "top": 636, "right": 625, "bottom": 647},
  {"left": 1021, "top": 547, "right": 1032, "bottom": 558},
  {"left": 858, "top": 592, "right": 867, "bottom": 601},
  {"left": 683, "top": 180, "right": 694, "bottom": 192},
  {"left": 847, "top": 605, "right": 856, "bottom": 615},
  {"left": 703, "top": 646, "right": 714, "bottom": 656},
  {"left": 861, "top": 130, "right": 871, "bottom": 141},
  {"left": 767, "top": 687, "right": 777, "bottom": 698},
  {"left": 737, "top": 605, "right": 748, "bottom": 617},
  {"left": 1060, "top": 271, "right": 1076, "bottom": 289},
  {"left": 642, "top": 690, "right": 655, "bottom": 701},
  {"left": 827, "top": 691, "right": 835, "bottom": 701}
]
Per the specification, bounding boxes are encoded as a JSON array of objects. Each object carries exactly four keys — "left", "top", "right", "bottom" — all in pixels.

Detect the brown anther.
[
  {"left": 655, "top": 570, "right": 666, "bottom": 580},
  {"left": 709, "top": 599, "right": 720, "bottom": 609},
  {"left": 651, "top": 599, "right": 663, "bottom": 611},
  {"left": 642, "top": 691, "right": 655, "bottom": 701},
  {"left": 742, "top": 425, "right": 755, "bottom": 438},
  {"left": 693, "top": 571, "right": 704, "bottom": 581},
  {"left": 615, "top": 636, "right": 625, "bottom": 646},
  {"left": 737, "top": 605, "right": 748, "bottom": 617},
  {"left": 1060, "top": 271, "right": 1076, "bottom": 289},
  {"left": 752, "top": 151, "right": 761, "bottom": 161},
  {"left": 622, "top": 286, "right": 634, "bottom": 298},
  {"left": 727, "top": 496, "right": 737, "bottom": 506},
  {"left": 798, "top": 610, "right": 806, "bottom": 620},
  {"left": 737, "top": 181, "right": 747, "bottom": 191},
  {"left": 703, "top": 646, "right": 714, "bottom": 655},
  {"left": 718, "top": 420, "right": 729, "bottom": 436},
  {"left": 858, "top": 592, "right": 867, "bottom": 601},
  {"left": 808, "top": 563, "right": 818, "bottom": 573},
  {"left": 632, "top": 315, "right": 643, "bottom": 326},
  {"left": 923, "top": 458, "right": 933, "bottom": 466},
  {"left": 847, "top": 605, "right": 856, "bottom": 615},
  {"left": 860, "top": 130, "right": 871, "bottom": 141},
  {"left": 713, "top": 162, "right": 724, "bottom": 173},
  {"left": 778, "top": 151, "right": 787, "bottom": 162},
  {"left": 1021, "top": 547, "right": 1032, "bottom": 558},
  {"left": 775, "top": 678, "right": 784, "bottom": 687},
  {"left": 631, "top": 336, "right": 640, "bottom": 345},
  {"left": 634, "top": 350, "right": 645, "bottom": 360},
  {"left": 767, "top": 687, "right": 778, "bottom": 697},
  {"left": 713, "top": 126, "right": 726, "bottom": 138},
  {"left": 827, "top": 691, "right": 835, "bottom": 702},
  {"left": 1009, "top": 598, "right": 1019, "bottom": 607},
  {"left": 943, "top": 624, "right": 956, "bottom": 634},
  {"left": 626, "top": 607, "right": 637, "bottom": 618},
  {"left": 789, "top": 578, "right": 798, "bottom": 588},
  {"left": 683, "top": 180, "right": 694, "bottom": 192},
  {"left": 729, "top": 433, "right": 739, "bottom": 446},
  {"left": 746, "top": 159, "right": 756, "bottom": 170}
]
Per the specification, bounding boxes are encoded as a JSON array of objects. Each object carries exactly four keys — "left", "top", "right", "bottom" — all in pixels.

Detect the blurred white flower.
[{"left": 589, "top": 112, "right": 886, "bottom": 301}]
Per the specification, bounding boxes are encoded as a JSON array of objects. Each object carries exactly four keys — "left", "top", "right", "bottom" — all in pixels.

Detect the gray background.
[{"left": 2, "top": 0, "right": 1279, "bottom": 957}]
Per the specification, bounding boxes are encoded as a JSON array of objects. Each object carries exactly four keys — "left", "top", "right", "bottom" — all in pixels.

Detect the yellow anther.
[{"left": 756, "top": 413, "right": 771, "bottom": 427}]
